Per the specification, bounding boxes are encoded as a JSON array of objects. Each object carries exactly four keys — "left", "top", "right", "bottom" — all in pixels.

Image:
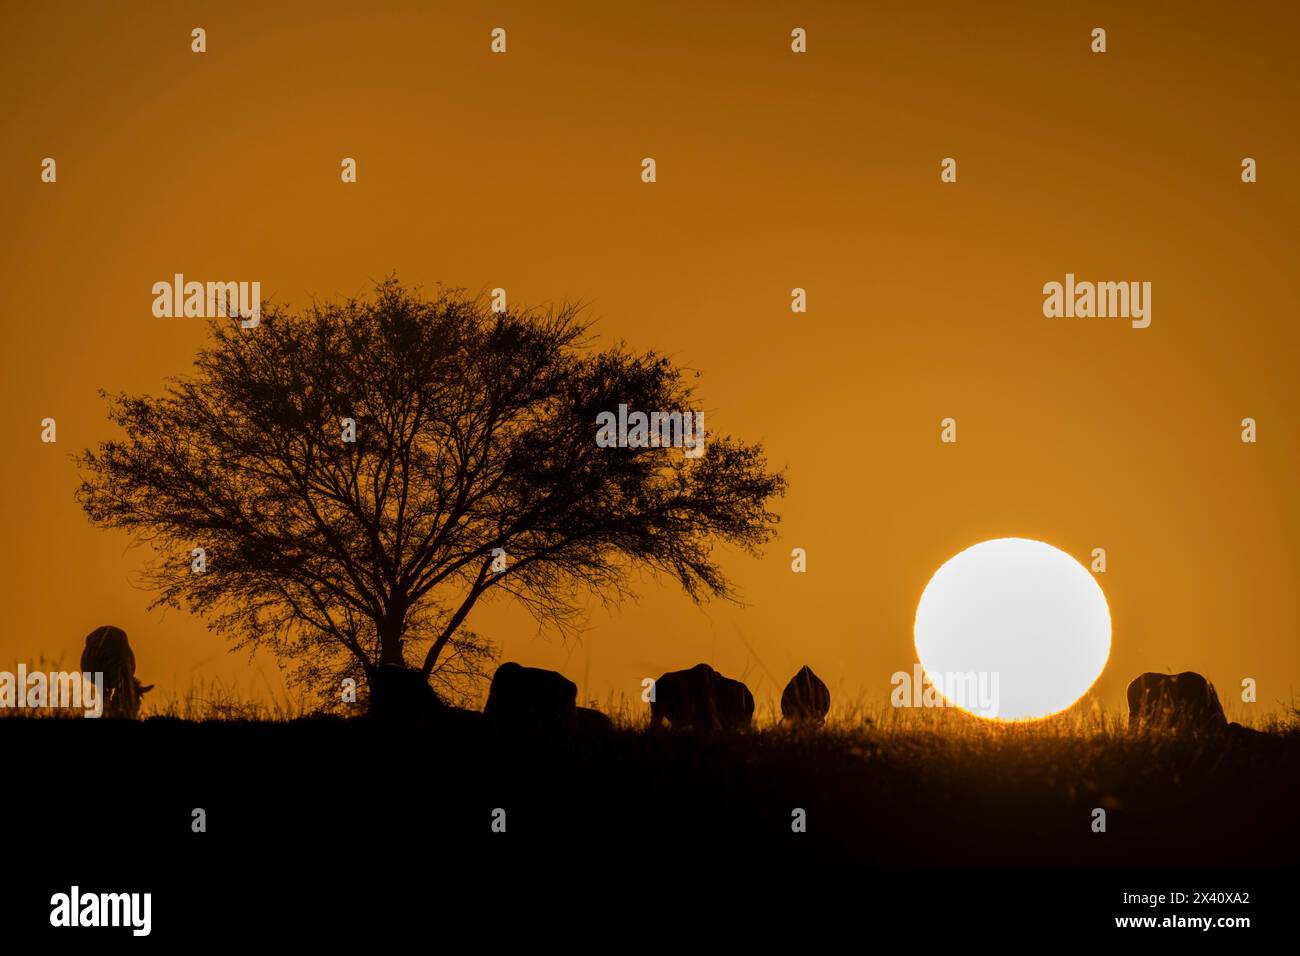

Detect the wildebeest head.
[
  {"left": 80, "top": 626, "right": 153, "bottom": 719},
  {"left": 1126, "top": 671, "right": 1226, "bottom": 732},
  {"left": 781, "top": 665, "right": 831, "bottom": 724},
  {"left": 649, "top": 663, "right": 754, "bottom": 731}
]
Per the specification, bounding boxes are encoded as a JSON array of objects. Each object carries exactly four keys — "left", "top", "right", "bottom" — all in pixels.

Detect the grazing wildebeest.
[
  {"left": 484, "top": 662, "right": 577, "bottom": 729},
  {"left": 1126, "top": 672, "right": 1227, "bottom": 732},
  {"left": 365, "top": 664, "right": 444, "bottom": 721},
  {"left": 80, "top": 625, "right": 153, "bottom": 719},
  {"left": 649, "top": 663, "right": 754, "bottom": 731},
  {"left": 575, "top": 706, "right": 614, "bottom": 734},
  {"left": 781, "top": 665, "right": 831, "bottom": 724},
  {"left": 1224, "top": 721, "right": 1269, "bottom": 741}
]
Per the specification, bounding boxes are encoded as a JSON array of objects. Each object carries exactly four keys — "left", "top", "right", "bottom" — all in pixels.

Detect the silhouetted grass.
[{"left": 4, "top": 663, "right": 1296, "bottom": 865}]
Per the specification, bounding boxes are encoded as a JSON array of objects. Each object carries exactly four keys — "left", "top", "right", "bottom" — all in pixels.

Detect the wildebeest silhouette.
[
  {"left": 1127, "top": 672, "right": 1227, "bottom": 732},
  {"left": 575, "top": 705, "right": 614, "bottom": 734},
  {"left": 484, "top": 662, "right": 577, "bottom": 728},
  {"left": 80, "top": 625, "right": 153, "bottom": 719},
  {"left": 1223, "top": 720, "right": 1269, "bottom": 741},
  {"left": 366, "top": 664, "right": 444, "bottom": 721},
  {"left": 649, "top": 663, "right": 754, "bottom": 731},
  {"left": 781, "top": 665, "right": 831, "bottom": 724}
]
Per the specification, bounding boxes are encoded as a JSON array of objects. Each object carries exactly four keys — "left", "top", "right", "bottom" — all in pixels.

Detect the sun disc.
[{"left": 913, "top": 537, "right": 1111, "bottom": 721}]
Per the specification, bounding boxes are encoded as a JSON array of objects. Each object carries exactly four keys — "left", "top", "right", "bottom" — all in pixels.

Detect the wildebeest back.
[
  {"left": 650, "top": 663, "right": 754, "bottom": 730},
  {"left": 484, "top": 662, "right": 578, "bottom": 728},
  {"left": 365, "top": 663, "right": 444, "bottom": 721},
  {"left": 1126, "top": 671, "right": 1226, "bottom": 731}
]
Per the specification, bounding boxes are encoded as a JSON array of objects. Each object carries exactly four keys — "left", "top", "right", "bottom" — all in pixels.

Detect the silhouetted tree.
[{"left": 76, "top": 279, "right": 785, "bottom": 710}]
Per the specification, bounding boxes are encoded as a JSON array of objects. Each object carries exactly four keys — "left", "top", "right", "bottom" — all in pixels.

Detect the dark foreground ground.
[{"left": 2, "top": 713, "right": 1294, "bottom": 940}]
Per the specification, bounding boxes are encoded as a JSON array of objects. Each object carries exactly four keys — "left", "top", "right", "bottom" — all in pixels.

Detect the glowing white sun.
[{"left": 913, "top": 537, "right": 1111, "bottom": 721}]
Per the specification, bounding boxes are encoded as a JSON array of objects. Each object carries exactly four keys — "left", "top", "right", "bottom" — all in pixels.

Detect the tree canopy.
[{"left": 76, "top": 279, "right": 785, "bottom": 705}]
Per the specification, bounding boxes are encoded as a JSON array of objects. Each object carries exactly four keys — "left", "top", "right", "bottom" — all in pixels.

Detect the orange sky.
[{"left": 2, "top": 1, "right": 1296, "bottom": 719}]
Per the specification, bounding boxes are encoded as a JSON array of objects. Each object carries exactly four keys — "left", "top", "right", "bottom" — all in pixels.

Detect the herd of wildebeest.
[{"left": 75, "top": 625, "right": 1266, "bottom": 736}]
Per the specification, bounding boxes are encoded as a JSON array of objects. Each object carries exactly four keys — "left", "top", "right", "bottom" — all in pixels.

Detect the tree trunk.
[{"left": 376, "top": 612, "right": 406, "bottom": 667}]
